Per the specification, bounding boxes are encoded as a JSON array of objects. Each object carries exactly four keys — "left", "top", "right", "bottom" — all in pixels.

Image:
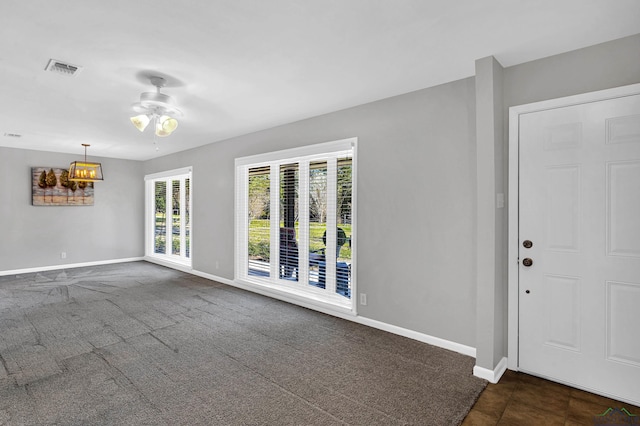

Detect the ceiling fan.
[{"left": 130, "top": 76, "right": 182, "bottom": 137}]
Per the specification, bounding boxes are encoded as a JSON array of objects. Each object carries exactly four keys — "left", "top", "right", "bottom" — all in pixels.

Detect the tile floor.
[{"left": 462, "top": 370, "right": 640, "bottom": 425}]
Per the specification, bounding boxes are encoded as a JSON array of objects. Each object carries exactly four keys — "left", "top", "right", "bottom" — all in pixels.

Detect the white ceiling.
[{"left": 1, "top": 1, "right": 639, "bottom": 161}]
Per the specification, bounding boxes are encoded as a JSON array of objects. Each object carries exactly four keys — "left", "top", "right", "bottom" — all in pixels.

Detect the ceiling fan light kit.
[{"left": 130, "top": 76, "right": 182, "bottom": 137}]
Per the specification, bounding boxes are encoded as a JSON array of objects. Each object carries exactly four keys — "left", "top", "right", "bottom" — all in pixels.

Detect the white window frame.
[
  {"left": 144, "top": 166, "right": 193, "bottom": 269},
  {"left": 235, "top": 138, "right": 357, "bottom": 313}
]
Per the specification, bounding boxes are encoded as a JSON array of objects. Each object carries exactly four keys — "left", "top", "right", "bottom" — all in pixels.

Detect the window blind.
[{"left": 235, "top": 139, "right": 355, "bottom": 309}]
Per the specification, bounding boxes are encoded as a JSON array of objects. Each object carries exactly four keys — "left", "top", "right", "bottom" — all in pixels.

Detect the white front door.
[{"left": 518, "top": 93, "right": 640, "bottom": 405}]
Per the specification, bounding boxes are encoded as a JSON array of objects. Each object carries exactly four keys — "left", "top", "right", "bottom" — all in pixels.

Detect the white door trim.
[{"left": 507, "top": 83, "right": 640, "bottom": 371}]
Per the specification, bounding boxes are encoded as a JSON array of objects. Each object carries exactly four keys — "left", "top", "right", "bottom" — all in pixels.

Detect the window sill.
[
  {"left": 144, "top": 255, "right": 192, "bottom": 272},
  {"left": 235, "top": 277, "right": 355, "bottom": 316}
]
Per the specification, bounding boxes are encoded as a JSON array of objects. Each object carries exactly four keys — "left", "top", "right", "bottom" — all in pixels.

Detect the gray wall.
[
  {"left": 504, "top": 33, "right": 640, "bottom": 108},
  {"left": 145, "top": 77, "right": 479, "bottom": 347},
  {"left": 0, "top": 147, "right": 144, "bottom": 271}
]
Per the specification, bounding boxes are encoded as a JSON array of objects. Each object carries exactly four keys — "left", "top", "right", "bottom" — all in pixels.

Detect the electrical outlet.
[
  {"left": 60, "top": 252, "right": 66, "bottom": 259},
  {"left": 215, "top": 261, "right": 219, "bottom": 269},
  {"left": 360, "top": 293, "right": 367, "bottom": 306}
]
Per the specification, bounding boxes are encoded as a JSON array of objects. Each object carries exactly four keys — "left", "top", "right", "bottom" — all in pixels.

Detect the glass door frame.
[
  {"left": 235, "top": 138, "right": 356, "bottom": 313},
  {"left": 144, "top": 166, "right": 193, "bottom": 268}
]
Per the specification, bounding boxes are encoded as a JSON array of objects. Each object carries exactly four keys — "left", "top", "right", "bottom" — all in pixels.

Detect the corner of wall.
[
  {"left": 474, "top": 55, "right": 507, "bottom": 371},
  {"left": 473, "top": 356, "right": 507, "bottom": 384}
]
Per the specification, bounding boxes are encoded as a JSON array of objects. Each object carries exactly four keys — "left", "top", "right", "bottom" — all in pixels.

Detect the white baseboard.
[
  {"left": 356, "top": 316, "right": 477, "bottom": 358},
  {"left": 473, "top": 356, "right": 508, "bottom": 383},
  {"left": 190, "top": 268, "right": 477, "bottom": 359},
  {"left": 0, "top": 257, "right": 144, "bottom": 277},
  {"left": 189, "top": 269, "right": 234, "bottom": 286}
]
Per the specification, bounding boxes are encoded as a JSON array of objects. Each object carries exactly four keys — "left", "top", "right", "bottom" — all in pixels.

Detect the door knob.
[
  {"left": 522, "top": 258, "right": 533, "bottom": 267},
  {"left": 523, "top": 240, "right": 533, "bottom": 249}
]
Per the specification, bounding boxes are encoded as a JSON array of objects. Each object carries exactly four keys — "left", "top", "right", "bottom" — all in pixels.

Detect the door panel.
[
  {"left": 606, "top": 281, "right": 640, "bottom": 367},
  {"left": 543, "top": 274, "right": 581, "bottom": 352},
  {"left": 545, "top": 165, "right": 581, "bottom": 252},
  {"left": 607, "top": 161, "right": 640, "bottom": 257},
  {"left": 519, "top": 94, "right": 640, "bottom": 405}
]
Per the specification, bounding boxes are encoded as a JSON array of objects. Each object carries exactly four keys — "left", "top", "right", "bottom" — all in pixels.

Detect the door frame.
[
  {"left": 144, "top": 166, "right": 193, "bottom": 270},
  {"left": 507, "top": 83, "right": 640, "bottom": 371}
]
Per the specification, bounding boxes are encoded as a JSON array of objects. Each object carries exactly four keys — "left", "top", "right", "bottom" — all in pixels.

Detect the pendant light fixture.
[
  {"left": 130, "top": 76, "right": 182, "bottom": 137},
  {"left": 69, "top": 144, "right": 104, "bottom": 181}
]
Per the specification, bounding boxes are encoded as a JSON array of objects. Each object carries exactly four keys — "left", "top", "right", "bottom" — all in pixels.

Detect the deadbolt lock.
[
  {"left": 523, "top": 240, "right": 533, "bottom": 249},
  {"left": 522, "top": 258, "right": 533, "bottom": 267}
]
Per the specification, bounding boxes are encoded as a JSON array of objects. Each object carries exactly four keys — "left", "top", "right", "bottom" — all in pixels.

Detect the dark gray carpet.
[{"left": 0, "top": 261, "right": 486, "bottom": 425}]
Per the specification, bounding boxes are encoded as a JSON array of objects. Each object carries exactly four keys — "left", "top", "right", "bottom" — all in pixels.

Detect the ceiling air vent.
[{"left": 45, "top": 59, "right": 83, "bottom": 76}]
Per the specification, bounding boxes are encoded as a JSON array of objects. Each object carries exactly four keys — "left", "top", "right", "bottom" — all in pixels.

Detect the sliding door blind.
[
  {"left": 248, "top": 166, "right": 271, "bottom": 277},
  {"left": 336, "top": 157, "right": 352, "bottom": 297},
  {"left": 279, "top": 163, "right": 299, "bottom": 281},
  {"left": 154, "top": 181, "right": 167, "bottom": 254}
]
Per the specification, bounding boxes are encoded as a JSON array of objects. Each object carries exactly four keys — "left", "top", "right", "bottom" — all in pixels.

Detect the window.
[
  {"left": 236, "top": 139, "right": 356, "bottom": 310},
  {"left": 145, "top": 167, "right": 192, "bottom": 267}
]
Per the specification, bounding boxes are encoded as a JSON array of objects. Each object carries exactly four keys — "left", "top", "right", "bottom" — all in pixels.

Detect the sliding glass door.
[
  {"left": 235, "top": 139, "right": 355, "bottom": 310},
  {"left": 145, "top": 167, "right": 192, "bottom": 267}
]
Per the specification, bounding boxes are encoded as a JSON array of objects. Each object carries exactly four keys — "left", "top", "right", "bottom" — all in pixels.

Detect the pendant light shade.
[
  {"left": 130, "top": 114, "right": 151, "bottom": 132},
  {"left": 69, "top": 144, "right": 103, "bottom": 182},
  {"left": 155, "top": 115, "right": 179, "bottom": 137}
]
